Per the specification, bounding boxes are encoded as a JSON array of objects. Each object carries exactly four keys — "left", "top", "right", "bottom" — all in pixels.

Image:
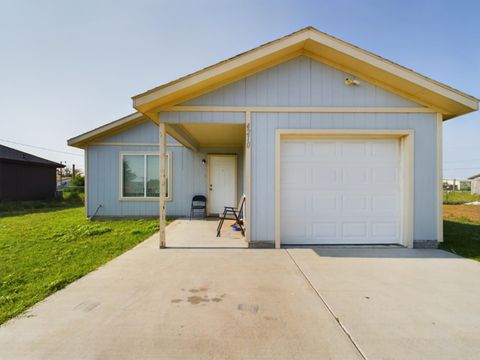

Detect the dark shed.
[{"left": 0, "top": 145, "right": 65, "bottom": 201}]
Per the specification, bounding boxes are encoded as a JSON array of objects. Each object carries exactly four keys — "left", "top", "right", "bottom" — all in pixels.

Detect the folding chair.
[
  {"left": 190, "top": 195, "right": 207, "bottom": 220},
  {"left": 216, "top": 195, "right": 246, "bottom": 237}
]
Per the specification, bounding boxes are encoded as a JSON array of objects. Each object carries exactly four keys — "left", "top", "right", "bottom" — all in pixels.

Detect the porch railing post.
[{"left": 159, "top": 120, "right": 167, "bottom": 249}]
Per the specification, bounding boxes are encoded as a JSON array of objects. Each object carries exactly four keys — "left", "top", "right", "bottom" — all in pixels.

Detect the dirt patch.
[
  {"left": 444, "top": 205, "right": 480, "bottom": 224},
  {"left": 237, "top": 304, "right": 259, "bottom": 313},
  {"left": 187, "top": 296, "right": 210, "bottom": 305}
]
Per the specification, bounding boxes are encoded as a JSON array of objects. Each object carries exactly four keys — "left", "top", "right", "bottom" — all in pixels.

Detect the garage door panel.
[
  {"left": 371, "top": 141, "right": 398, "bottom": 160},
  {"left": 311, "top": 141, "right": 337, "bottom": 157},
  {"left": 372, "top": 222, "right": 399, "bottom": 239},
  {"left": 372, "top": 195, "right": 399, "bottom": 215},
  {"left": 342, "top": 222, "right": 368, "bottom": 239},
  {"left": 281, "top": 191, "right": 309, "bottom": 212},
  {"left": 312, "top": 193, "right": 338, "bottom": 212},
  {"left": 281, "top": 141, "right": 308, "bottom": 157},
  {"left": 372, "top": 166, "right": 399, "bottom": 185},
  {"left": 312, "top": 166, "right": 338, "bottom": 185},
  {"left": 342, "top": 194, "right": 369, "bottom": 213},
  {"left": 281, "top": 217, "right": 308, "bottom": 240},
  {"left": 312, "top": 222, "right": 338, "bottom": 240},
  {"left": 342, "top": 167, "right": 369, "bottom": 185},
  {"left": 281, "top": 138, "right": 402, "bottom": 245},
  {"left": 281, "top": 164, "right": 308, "bottom": 185},
  {"left": 341, "top": 142, "right": 368, "bottom": 158}
]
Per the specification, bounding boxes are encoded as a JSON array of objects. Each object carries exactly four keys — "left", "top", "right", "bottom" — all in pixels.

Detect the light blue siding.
[
  {"left": 86, "top": 142, "right": 244, "bottom": 218},
  {"left": 85, "top": 54, "right": 438, "bottom": 246},
  {"left": 181, "top": 56, "right": 421, "bottom": 108},
  {"left": 100, "top": 120, "right": 178, "bottom": 144},
  {"left": 251, "top": 112, "right": 438, "bottom": 243}
]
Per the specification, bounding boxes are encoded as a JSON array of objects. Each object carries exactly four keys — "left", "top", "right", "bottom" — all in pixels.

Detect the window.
[{"left": 121, "top": 152, "right": 171, "bottom": 200}]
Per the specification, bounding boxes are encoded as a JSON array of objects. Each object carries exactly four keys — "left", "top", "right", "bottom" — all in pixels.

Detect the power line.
[
  {"left": 0, "top": 138, "right": 83, "bottom": 157},
  {"left": 444, "top": 167, "right": 480, "bottom": 170},
  {"left": 444, "top": 159, "right": 480, "bottom": 163}
]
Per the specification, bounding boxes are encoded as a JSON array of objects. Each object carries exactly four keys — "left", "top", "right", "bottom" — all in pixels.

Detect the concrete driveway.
[{"left": 1, "top": 236, "right": 480, "bottom": 359}]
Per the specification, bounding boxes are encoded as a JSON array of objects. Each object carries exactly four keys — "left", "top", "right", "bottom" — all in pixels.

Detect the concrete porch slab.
[{"left": 166, "top": 218, "right": 248, "bottom": 248}]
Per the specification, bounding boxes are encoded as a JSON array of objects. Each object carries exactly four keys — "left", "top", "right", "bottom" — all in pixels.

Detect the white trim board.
[{"left": 163, "top": 106, "right": 434, "bottom": 113}]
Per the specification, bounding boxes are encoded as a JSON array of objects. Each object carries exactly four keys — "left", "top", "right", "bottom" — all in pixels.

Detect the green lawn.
[
  {"left": 443, "top": 191, "right": 480, "bottom": 204},
  {"left": 0, "top": 202, "right": 169, "bottom": 325},
  {"left": 441, "top": 205, "right": 480, "bottom": 262}
]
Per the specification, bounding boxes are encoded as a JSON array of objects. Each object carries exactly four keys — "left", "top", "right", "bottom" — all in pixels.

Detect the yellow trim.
[
  {"left": 68, "top": 112, "right": 146, "bottom": 148},
  {"left": 244, "top": 111, "right": 251, "bottom": 243},
  {"left": 132, "top": 27, "right": 478, "bottom": 119},
  {"left": 164, "top": 106, "right": 434, "bottom": 113},
  {"left": 165, "top": 123, "right": 199, "bottom": 151},
  {"left": 207, "top": 154, "right": 238, "bottom": 215},
  {"left": 118, "top": 151, "right": 173, "bottom": 202},
  {"left": 84, "top": 147, "right": 88, "bottom": 217},
  {"left": 274, "top": 129, "right": 414, "bottom": 249},
  {"left": 437, "top": 113, "right": 444, "bottom": 242},
  {"left": 159, "top": 122, "right": 167, "bottom": 248},
  {"left": 93, "top": 142, "right": 181, "bottom": 147}
]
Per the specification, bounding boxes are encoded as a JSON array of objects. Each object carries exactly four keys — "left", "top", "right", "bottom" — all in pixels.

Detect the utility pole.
[
  {"left": 72, "top": 164, "right": 76, "bottom": 179},
  {"left": 59, "top": 161, "right": 63, "bottom": 185}
]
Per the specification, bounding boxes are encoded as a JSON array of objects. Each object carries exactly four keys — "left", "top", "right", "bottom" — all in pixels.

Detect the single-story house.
[
  {"left": 443, "top": 178, "right": 471, "bottom": 191},
  {"left": 0, "top": 144, "right": 65, "bottom": 201},
  {"left": 68, "top": 27, "right": 479, "bottom": 249},
  {"left": 468, "top": 174, "right": 480, "bottom": 194}
]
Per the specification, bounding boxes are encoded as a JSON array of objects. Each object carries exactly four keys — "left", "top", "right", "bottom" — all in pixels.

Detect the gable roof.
[
  {"left": 67, "top": 112, "right": 146, "bottom": 148},
  {"left": 0, "top": 144, "right": 65, "bottom": 168},
  {"left": 133, "top": 27, "right": 479, "bottom": 120},
  {"left": 69, "top": 27, "right": 479, "bottom": 149}
]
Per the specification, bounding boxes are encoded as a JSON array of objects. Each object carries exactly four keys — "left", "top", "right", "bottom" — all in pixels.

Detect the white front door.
[
  {"left": 280, "top": 138, "right": 402, "bottom": 245},
  {"left": 208, "top": 155, "right": 237, "bottom": 214}
]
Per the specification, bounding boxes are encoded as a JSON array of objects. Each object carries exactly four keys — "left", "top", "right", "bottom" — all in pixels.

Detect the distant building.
[
  {"left": 443, "top": 178, "right": 471, "bottom": 191},
  {"left": 468, "top": 174, "right": 480, "bottom": 195},
  {"left": 0, "top": 145, "right": 65, "bottom": 201}
]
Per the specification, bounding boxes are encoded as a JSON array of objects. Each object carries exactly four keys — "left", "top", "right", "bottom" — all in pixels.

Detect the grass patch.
[
  {"left": 443, "top": 191, "right": 480, "bottom": 204},
  {"left": 0, "top": 203, "right": 171, "bottom": 325},
  {"left": 441, "top": 205, "right": 480, "bottom": 262},
  {"left": 0, "top": 195, "right": 84, "bottom": 216}
]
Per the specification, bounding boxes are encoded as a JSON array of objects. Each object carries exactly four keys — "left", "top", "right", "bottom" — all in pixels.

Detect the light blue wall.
[
  {"left": 180, "top": 56, "right": 421, "bottom": 108},
  {"left": 250, "top": 112, "right": 438, "bottom": 243},
  {"left": 85, "top": 55, "right": 437, "bottom": 245},
  {"left": 100, "top": 120, "right": 178, "bottom": 144},
  {"left": 86, "top": 131, "right": 244, "bottom": 218}
]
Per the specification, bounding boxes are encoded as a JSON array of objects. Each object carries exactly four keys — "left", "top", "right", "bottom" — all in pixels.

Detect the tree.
[{"left": 72, "top": 175, "right": 85, "bottom": 187}]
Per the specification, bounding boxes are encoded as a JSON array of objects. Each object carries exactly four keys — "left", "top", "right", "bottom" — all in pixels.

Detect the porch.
[
  {"left": 160, "top": 117, "right": 249, "bottom": 248},
  {"left": 166, "top": 218, "right": 248, "bottom": 248}
]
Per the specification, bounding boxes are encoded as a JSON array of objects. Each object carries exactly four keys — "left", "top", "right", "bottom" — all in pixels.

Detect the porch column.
[
  {"left": 159, "top": 120, "right": 167, "bottom": 248},
  {"left": 245, "top": 111, "right": 251, "bottom": 242}
]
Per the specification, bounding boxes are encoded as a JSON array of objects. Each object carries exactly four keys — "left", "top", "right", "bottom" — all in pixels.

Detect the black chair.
[
  {"left": 190, "top": 195, "right": 207, "bottom": 220},
  {"left": 216, "top": 195, "right": 246, "bottom": 237}
]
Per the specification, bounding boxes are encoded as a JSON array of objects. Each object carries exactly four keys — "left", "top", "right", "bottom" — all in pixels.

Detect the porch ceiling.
[{"left": 177, "top": 123, "right": 245, "bottom": 148}]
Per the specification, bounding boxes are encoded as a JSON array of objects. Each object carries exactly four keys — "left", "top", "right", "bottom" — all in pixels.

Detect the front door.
[{"left": 208, "top": 155, "right": 237, "bottom": 214}]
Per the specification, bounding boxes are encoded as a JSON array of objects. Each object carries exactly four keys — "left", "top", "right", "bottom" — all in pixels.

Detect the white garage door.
[{"left": 280, "top": 138, "right": 402, "bottom": 245}]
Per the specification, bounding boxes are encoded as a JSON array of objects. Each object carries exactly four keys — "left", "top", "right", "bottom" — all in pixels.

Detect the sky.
[{"left": 0, "top": 0, "right": 479, "bottom": 178}]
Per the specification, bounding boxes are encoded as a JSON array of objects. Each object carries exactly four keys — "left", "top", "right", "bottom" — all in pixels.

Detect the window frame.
[{"left": 119, "top": 151, "right": 172, "bottom": 202}]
